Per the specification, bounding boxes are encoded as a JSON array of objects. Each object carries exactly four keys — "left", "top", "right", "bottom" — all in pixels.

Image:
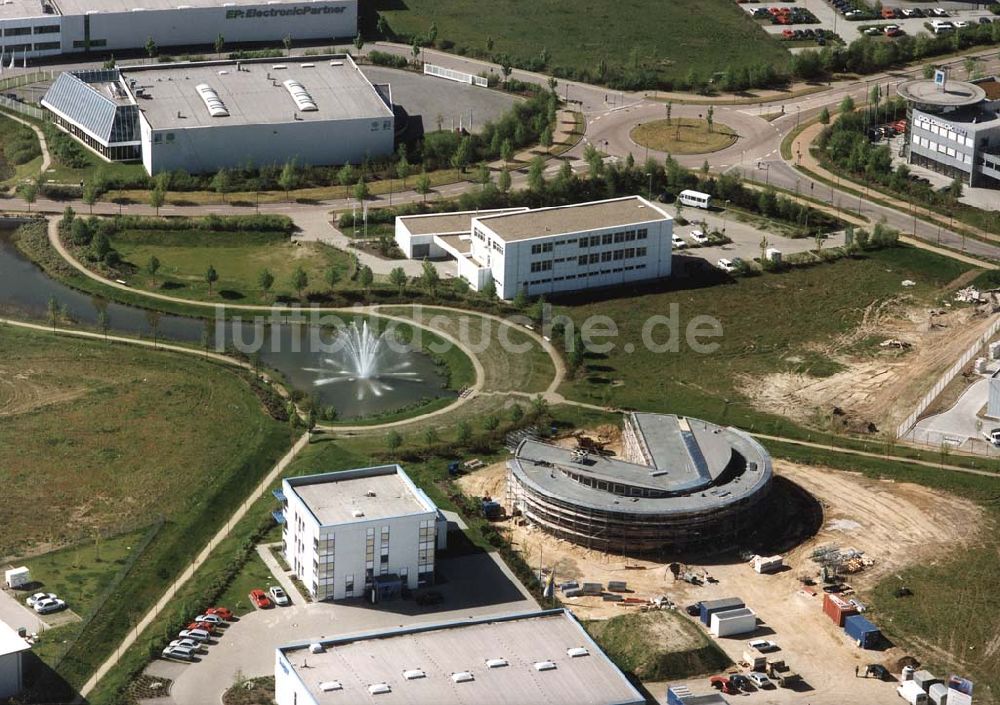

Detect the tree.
[
  {"left": 818, "top": 107, "right": 831, "bottom": 125},
  {"left": 510, "top": 404, "right": 524, "bottom": 423},
  {"left": 325, "top": 266, "right": 340, "bottom": 293},
  {"left": 500, "top": 138, "right": 514, "bottom": 165},
  {"left": 145, "top": 37, "right": 157, "bottom": 58},
  {"left": 451, "top": 137, "right": 473, "bottom": 172},
  {"left": 456, "top": 420, "right": 472, "bottom": 445},
  {"left": 278, "top": 159, "right": 299, "bottom": 201},
  {"left": 547, "top": 76, "right": 558, "bottom": 94},
  {"left": 476, "top": 163, "right": 492, "bottom": 190},
  {"left": 411, "top": 39, "right": 421, "bottom": 65},
  {"left": 814, "top": 232, "right": 827, "bottom": 253},
  {"left": 706, "top": 105, "right": 714, "bottom": 134},
  {"left": 82, "top": 181, "right": 98, "bottom": 214},
  {"left": 47, "top": 296, "right": 59, "bottom": 330},
  {"left": 480, "top": 278, "right": 497, "bottom": 300},
  {"left": 63, "top": 206, "right": 75, "bottom": 227},
  {"left": 386, "top": 430, "right": 402, "bottom": 454},
  {"left": 214, "top": 34, "right": 225, "bottom": 58},
  {"left": 665, "top": 101, "right": 673, "bottom": 125},
  {"left": 388, "top": 266, "right": 407, "bottom": 294},
  {"left": 396, "top": 154, "right": 411, "bottom": 187},
  {"left": 258, "top": 268, "right": 275, "bottom": 299},
  {"left": 306, "top": 408, "right": 317, "bottom": 434},
  {"left": 291, "top": 265, "right": 308, "bottom": 299},
  {"left": 97, "top": 308, "right": 110, "bottom": 341},
  {"left": 353, "top": 33, "right": 364, "bottom": 53},
  {"left": 211, "top": 168, "right": 233, "bottom": 203},
  {"left": 948, "top": 176, "right": 964, "bottom": 201},
  {"left": 512, "top": 287, "right": 528, "bottom": 310},
  {"left": 498, "top": 167, "right": 512, "bottom": 194},
  {"left": 18, "top": 182, "right": 36, "bottom": 212},
  {"left": 353, "top": 177, "right": 369, "bottom": 202},
  {"left": 759, "top": 236, "right": 770, "bottom": 265},
  {"left": 149, "top": 186, "right": 165, "bottom": 215},
  {"left": 922, "top": 64, "right": 935, "bottom": 80},
  {"left": 358, "top": 264, "right": 374, "bottom": 292},
  {"left": 483, "top": 414, "right": 500, "bottom": 431},
  {"left": 205, "top": 264, "right": 218, "bottom": 295},
  {"left": 839, "top": 95, "right": 855, "bottom": 113},
  {"left": 420, "top": 259, "right": 440, "bottom": 296},
  {"left": 146, "top": 255, "right": 161, "bottom": 284},
  {"left": 145, "top": 309, "right": 161, "bottom": 346},
  {"left": 527, "top": 156, "right": 545, "bottom": 191},
  {"left": 499, "top": 57, "right": 513, "bottom": 85},
  {"left": 415, "top": 171, "right": 431, "bottom": 202},
  {"left": 486, "top": 36, "right": 494, "bottom": 52},
  {"left": 90, "top": 232, "right": 111, "bottom": 262},
  {"left": 540, "top": 126, "right": 553, "bottom": 151},
  {"left": 283, "top": 33, "right": 293, "bottom": 56},
  {"left": 423, "top": 427, "right": 439, "bottom": 447},
  {"left": 337, "top": 163, "right": 356, "bottom": 198},
  {"left": 377, "top": 14, "right": 388, "bottom": 37}
]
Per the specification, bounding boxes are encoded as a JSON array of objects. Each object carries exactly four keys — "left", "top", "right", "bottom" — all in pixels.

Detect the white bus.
[{"left": 678, "top": 189, "right": 712, "bottom": 209}]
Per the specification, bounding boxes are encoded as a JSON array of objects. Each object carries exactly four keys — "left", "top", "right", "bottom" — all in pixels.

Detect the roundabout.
[{"left": 630, "top": 117, "right": 738, "bottom": 155}]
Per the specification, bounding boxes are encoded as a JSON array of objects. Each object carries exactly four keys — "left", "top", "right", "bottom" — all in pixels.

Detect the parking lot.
[
  {"left": 0, "top": 587, "right": 79, "bottom": 635},
  {"left": 145, "top": 549, "right": 538, "bottom": 705}
]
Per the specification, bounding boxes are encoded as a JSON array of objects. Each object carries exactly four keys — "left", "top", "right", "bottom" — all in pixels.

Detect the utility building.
[
  {"left": 0, "top": 621, "right": 29, "bottom": 700},
  {"left": 275, "top": 465, "right": 445, "bottom": 602}
]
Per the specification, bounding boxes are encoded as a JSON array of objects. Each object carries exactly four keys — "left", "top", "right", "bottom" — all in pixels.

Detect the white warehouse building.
[
  {"left": 0, "top": 621, "right": 30, "bottom": 700},
  {"left": 394, "top": 196, "right": 673, "bottom": 300},
  {"left": 0, "top": 0, "right": 356, "bottom": 61},
  {"left": 42, "top": 55, "right": 394, "bottom": 174},
  {"left": 276, "top": 465, "right": 446, "bottom": 602}
]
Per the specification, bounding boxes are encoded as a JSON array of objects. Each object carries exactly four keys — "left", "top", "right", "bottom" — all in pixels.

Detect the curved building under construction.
[{"left": 507, "top": 412, "right": 773, "bottom": 554}]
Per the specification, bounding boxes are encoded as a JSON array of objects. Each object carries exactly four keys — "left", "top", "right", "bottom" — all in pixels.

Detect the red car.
[
  {"left": 205, "top": 607, "right": 233, "bottom": 621},
  {"left": 249, "top": 589, "right": 272, "bottom": 609},
  {"left": 186, "top": 621, "right": 217, "bottom": 634}
]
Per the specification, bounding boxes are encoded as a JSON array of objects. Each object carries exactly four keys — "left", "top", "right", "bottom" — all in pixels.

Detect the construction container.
[
  {"left": 607, "top": 581, "right": 628, "bottom": 592},
  {"left": 4, "top": 566, "right": 29, "bottom": 589},
  {"left": 710, "top": 607, "right": 757, "bottom": 637},
  {"left": 699, "top": 597, "right": 745, "bottom": 625},
  {"left": 844, "top": 614, "right": 880, "bottom": 649},
  {"left": 753, "top": 555, "right": 783, "bottom": 574},
  {"left": 898, "top": 681, "right": 929, "bottom": 705},
  {"left": 990, "top": 341, "right": 1000, "bottom": 360},
  {"left": 975, "top": 357, "right": 988, "bottom": 374},
  {"left": 902, "top": 666, "right": 915, "bottom": 681},
  {"left": 914, "top": 671, "right": 941, "bottom": 693},
  {"left": 581, "top": 582, "right": 603, "bottom": 596},
  {"left": 765, "top": 247, "right": 782, "bottom": 264},
  {"left": 823, "top": 593, "right": 858, "bottom": 626},
  {"left": 743, "top": 649, "right": 767, "bottom": 671},
  {"left": 928, "top": 683, "right": 948, "bottom": 705}
]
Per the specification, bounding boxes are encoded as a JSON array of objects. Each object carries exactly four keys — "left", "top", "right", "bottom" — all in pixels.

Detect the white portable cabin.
[
  {"left": 3, "top": 568, "right": 29, "bottom": 590},
  {"left": 753, "top": 555, "right": 783, "bottom": 574},
  {"left": 678, "top": 189, "right": 712, "bottom": 209},
  {"left": 899, "top": 681, "right": 929, "bottom": 705},
  {"left": 709, "top": 607, "right": 757, "bottom": 637}
]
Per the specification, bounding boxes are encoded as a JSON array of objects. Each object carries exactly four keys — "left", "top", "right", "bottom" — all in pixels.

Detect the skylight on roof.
[
  {"left": 283, "top": 79, "right": 317, "bottom": 112},
  {"left": 534, "top": 661, "right": 557, "bottom": 672},
  {"left": 567, "top": 647, "right": 589, "bottom": 658},
  {"left": 403, "top": 669, "right": 426, "bottom": 680},
  {"left": 195, "top": 83, "right": 228, "bottom": 118},
  {"left": 318, "top": 681, "right": 342, "bottom": 692},
  {"left": 451, "top": 671, "right": 474, "bottom": 683},
  {"left": 368, "top": 683, "right": 391, "bottom": 695},
  {"left": 485, "top": 658, "right": 508, "bottom": 668}
]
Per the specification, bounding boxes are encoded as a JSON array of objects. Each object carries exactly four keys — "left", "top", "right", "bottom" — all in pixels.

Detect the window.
[
  {"left": 34, "top": 41, "right": 59, "bottom": 51},
  {"left": 600, "top": 251, "right": 612, "bottom": 262},
  {"left": 579, "top": 239, "right": 588, "bottom": 249},
  {"left": 637, "top": 229, "right": 648, "bottom": 240},
  {"left": 531, "top": 242, "right": 554, "bottom": 255},
  {"left": 589, "top": 235, "right": 600, "bottom": 247},
  {"left": 624, "top": 248, "right": 635, "bottom": 258},
  {"left": 530, "top": 261, "right": 552, "bottom": 273},
  {"left": 589, "top": 253, "right": 599, "bottom": 264},
  {"left": 637, "top": 247, "right": 647, "bottom": 257},
  {"left": 625, "top": 230, "right": 636, "bottom": 241},
  {"left": 601, "top": 233, "right": 613, "bottom": 245},
  {"left": 613, "top": 250, "right": 624, "bottom": 261},
  {"left": 5, "top": 27, "right": 31, "bottom": 36},
  {"left": 345, "top": 575, "right": 354, "bottom": 595},
  {"left": 578, "top": 255, "right": 588, "bottom": 266},
  {"left": 33, "top": 25, "right": 59, "bottom": 34},
  {"left": 613, "top": 232, "right": 624, "bottom": 243}
]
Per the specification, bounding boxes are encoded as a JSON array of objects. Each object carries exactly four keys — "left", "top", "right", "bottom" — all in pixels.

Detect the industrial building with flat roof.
[
  {"left": 0, "top": 0, "right": 355, "bottom": 60},
  {"left": 42, "top": 55, "right": 394, "bottom": 174},
  {"left": 274, "top": 608, "right": 645, "bottom": 705},
  {"left": 394, "top": 196, "right": 673, "bottom": 299},
  {"left": 276, "top": 465, "right": 445, "bottom": 602},
  {"left": 507, "top": 412, "right": 773, "bottom": 553},
  {"left": 0, "top": 621, "right": 30, "bottom": 700},
  {"left": 897, "top": 74, "right": 1000, "bottom": 188}
]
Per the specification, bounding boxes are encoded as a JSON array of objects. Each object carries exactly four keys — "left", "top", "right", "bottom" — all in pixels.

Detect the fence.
[
  {"left": 424, "top": 63, "right": 488, "bottom": 88},
  {"left": 896, "top": 314, "right": 1000, "bottom": 440},
  {"left": 0, "top": 70, "right": 54, "bottom": 121}
]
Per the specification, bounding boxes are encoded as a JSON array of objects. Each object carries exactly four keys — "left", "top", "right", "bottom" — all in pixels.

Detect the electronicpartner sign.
[{"left": 226, "top": 5, "right": 346, "bottom": 19}]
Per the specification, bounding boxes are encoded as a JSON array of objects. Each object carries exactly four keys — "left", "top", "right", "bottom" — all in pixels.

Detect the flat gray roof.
[
  {"left": 399, "top": 209, "right": 526, "bottom": 236},
  {"left": 55, "top": 0, "right": 328, "bottom": 13},
  {"left": 476, "top": 196, "right": 670, "bottom": 243},
  {"left": 0, "top": 621, "right": 30, "bottom": 658},
  {"left": 278, "top": 609, "right": 645, "bottom": 705},
  {"left": 510, "top": 414, "right": 772, "bottom": 515},
  {"left": 287, "top": 467, "right": 432, "bottom": 525},
  {"left": 897, "top": 78, "right": 986, "bottom": 107},
  {"left": 125, "top": 56, "right": 391, "bottom": 129}
]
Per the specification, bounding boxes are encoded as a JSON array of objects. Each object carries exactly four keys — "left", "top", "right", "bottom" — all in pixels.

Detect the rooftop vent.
[
  {"left": 368, "top": 683, "right": 391, "bottom": 695},
  {"left": 300, "top": 63, "right": 315, "bottom": 68},
  {"left": 567, "top": 647, "right": 589, "bottom": 658},
  {"left": 218, "top": 70, "right": 229, "bottom": 75},
  {"left": 534, "top": 661, "right": 557, "bottom": 672},
  {"left": 309, "top": 643, "right": 325, "bottom": 654},
  {"left": 451, "top": 671, "right": 475, "bottom": 683},
  {"left": 351, "top": 509, "right": 365, "bottom": 518},
  {"left": 195, "top": 83, "right": 229, "bottom": 117},
  {"left": 485, "top": 658, "right": 508, "bottom": 668},
  {"left": 330, "top": 60, "right": 344, "bottom": 66},
  {"left": 319, "top": 681, "right": 342, "bottom": 692},
  {"left": 272, "top": 64, "right": 288, "bottom": 70},
  {"left": 365, "top": 490, "right": 376, "bottom": 497},
  {"left": 403, "top": 669, "right": 426, "bottom": 680},
  {"left": 283, "top": 79, "right": 317, "bottom": 112}
]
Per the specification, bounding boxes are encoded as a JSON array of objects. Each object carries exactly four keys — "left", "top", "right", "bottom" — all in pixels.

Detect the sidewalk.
[{"left": 255, "top": 543, "right": 307, "bottom": 604}]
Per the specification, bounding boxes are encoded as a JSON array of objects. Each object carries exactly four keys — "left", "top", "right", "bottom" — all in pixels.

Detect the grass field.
[
  {"left": 215, "top": 550, "right": 281, "bottom": 617},
  {"left": 630, "top": 118, "right": 738, "bottom": 155},
  {"left": 108, "top": 229, "right": 354, "bottom": 304},
  {"left": 0, "top": 325, "right": 290, "bottom": 694},
  {"left": 374, "top": 0, "right": 788, "bottom": 85},
  {"left": 556, "top": 246, "right": 970, "bottom": 438}
]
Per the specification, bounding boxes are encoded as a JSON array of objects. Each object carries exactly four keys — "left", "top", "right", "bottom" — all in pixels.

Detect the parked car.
[
  {"left": 185, "top": 621, "right": 217, "bottom": 634},
  {"left": 204, "top": 607, "right": 233, "bottom": 621},
  {"left": 748, "top": 639, "right": 780, "bottom": 653},
  {"left": 268, "top": 586, "right": 291, "bottom": 607},
  {"left": 710, "top": 675, "right": 737, "bottom": 694},
  {"left": 729, "top": 674, "right": 751, "bottom": 691},
  {"left": 25, "top": 592, "right": 56, "bottom": 608},
  {"left": 931, "top": 7, "right": 949, "bottom": 17},
  {"left": 178, "top": 628, "right": 212, "bottom": 643},
  {"left": 249, "top": 589, "right": 272, "bottom": 609},
  {"left": 717, "top": 258, "right": 737, "bottom": 273},
  {"left": 194, "top": 614, "right": 225, "bottom": 626},
  {"left": 685, "top": 603, "right": 702, "bottom": 616},
  {"left": 864, "top": 25, "right": 883, "bottom": 35},
  {"left": 866, "top": 663, "right": 892, "bottom": 680},
  {"left": 980, "top": 15, "right": 994, "bottom": 23},
  {"left": 169, "top": 638, "right": 202, "bottom": 651},
  {"left": 34, "top": 598, "right": 66, "bottom": 615},
  {"left": 822, "top": 583, "right": 846, "bottom": 593},
  {"left": 953, "top": 19, "right": 969, "bottom": 28},
  {"left": 885, "top": 24, "right": 903, "bottom": 36},
  {"left": 747, "top": 672, "right": 774, "bottom": 688},
  {"left": 689, "top": 230, "right": 709, "bottom": 244},
  {"left": 671, "top": 234, "right": 688, "bottom": 249},
  {"left": 161, "top": 645, "right": 196, "bottom": 661}
]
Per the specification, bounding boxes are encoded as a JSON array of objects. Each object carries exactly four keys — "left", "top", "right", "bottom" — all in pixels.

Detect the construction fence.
[
  {"left": 0, "top": 70, "right": 54, "bottom": 122},
  {"left": 897, "top": 314, "right": 1000, "bottom": 440},
  {"left": 424, "top": 63, "right": 488, "bottom": 88}
]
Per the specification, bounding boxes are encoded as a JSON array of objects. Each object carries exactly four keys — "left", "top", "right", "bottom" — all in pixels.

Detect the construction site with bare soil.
[{"left": 457, "top": 422, "right": 986, "bottom": 704}]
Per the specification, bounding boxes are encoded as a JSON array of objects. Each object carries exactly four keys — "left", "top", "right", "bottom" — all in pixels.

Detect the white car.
[
  {"left": 953, "top": 19, "right": 969, "bottom": 27},
  {"left": 747, "top": 639, "right": 779, "bottom": 653},
  {"left": 671, "top": 235, "right": 687, "bottom": 249},
  {"left": 901, "top": 8, "right": 917, "bottom": 17},
  {"left": 689, "top": 230, "right": 709, "bottom": 245},
  {"left": 845, "top": 9, "right": 863, "bottom": 18},
  {"left": 864, "top": 26, "right": 883, "bottom": 35},
  {"left": 931, "top": 7, "right": 949, "bottom": 16},
  {"left": 178, "top": 628, "right": 212, "bottom": 643},
  {"left": 717, "top": 258, "right": 736, "bottom": 273},
  {"left": 169, "top": 638, "right": 201, "bottom": 651},
  {"left": 162, "top": 645, "right": 196, "bottom": 661},
  {"left": 34, "top": 598, "right": 66, "bottom": 615},
  {"left": 194, "top": 614, "right": 225, "bottom": 626},
  {"left": 25, "top": 592, "right": 56, "bottom": 608},
  {"left": 268, "top": 586, "right": 290, "bottom": 606},
  {"left": 747, "top": 672, "right": 774, "bottom": 688}
]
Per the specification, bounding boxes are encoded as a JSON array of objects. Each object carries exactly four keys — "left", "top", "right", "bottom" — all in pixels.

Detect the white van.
[
  {"left": 930, "top": 19, "right": 954, "bottom": 32},
  {"left": 678, "top": 189, "right": 712, "bottom": 209}
]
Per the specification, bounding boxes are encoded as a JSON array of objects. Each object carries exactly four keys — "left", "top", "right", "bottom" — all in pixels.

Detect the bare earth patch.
[{"left": 0, "top": 366, "right": 88, "bottom": 417}]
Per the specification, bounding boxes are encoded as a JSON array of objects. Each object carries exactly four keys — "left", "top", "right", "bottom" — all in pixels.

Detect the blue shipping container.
[
  {"left": 844, "top": 614, "right": 880, "bottom": 649},
  {"left": 699, "top": 598, "right": 745, "bottom": 625}
]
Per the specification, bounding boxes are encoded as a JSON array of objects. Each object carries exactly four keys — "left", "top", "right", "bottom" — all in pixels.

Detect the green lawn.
[
  {"left": 0, "top": 325, "right": 291, "bottom": 694},
  {"left": 215, "top": 551, "right": 281, "bottom": 617},
  {"left": 374, "top": 0, "right": 789, "bottom": 86},
  {"left": 557, "top": 246, "right": 970, "bottom": 438},
  {"left": 108, "top": 229, "right": 355, "bottom": 304}
]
